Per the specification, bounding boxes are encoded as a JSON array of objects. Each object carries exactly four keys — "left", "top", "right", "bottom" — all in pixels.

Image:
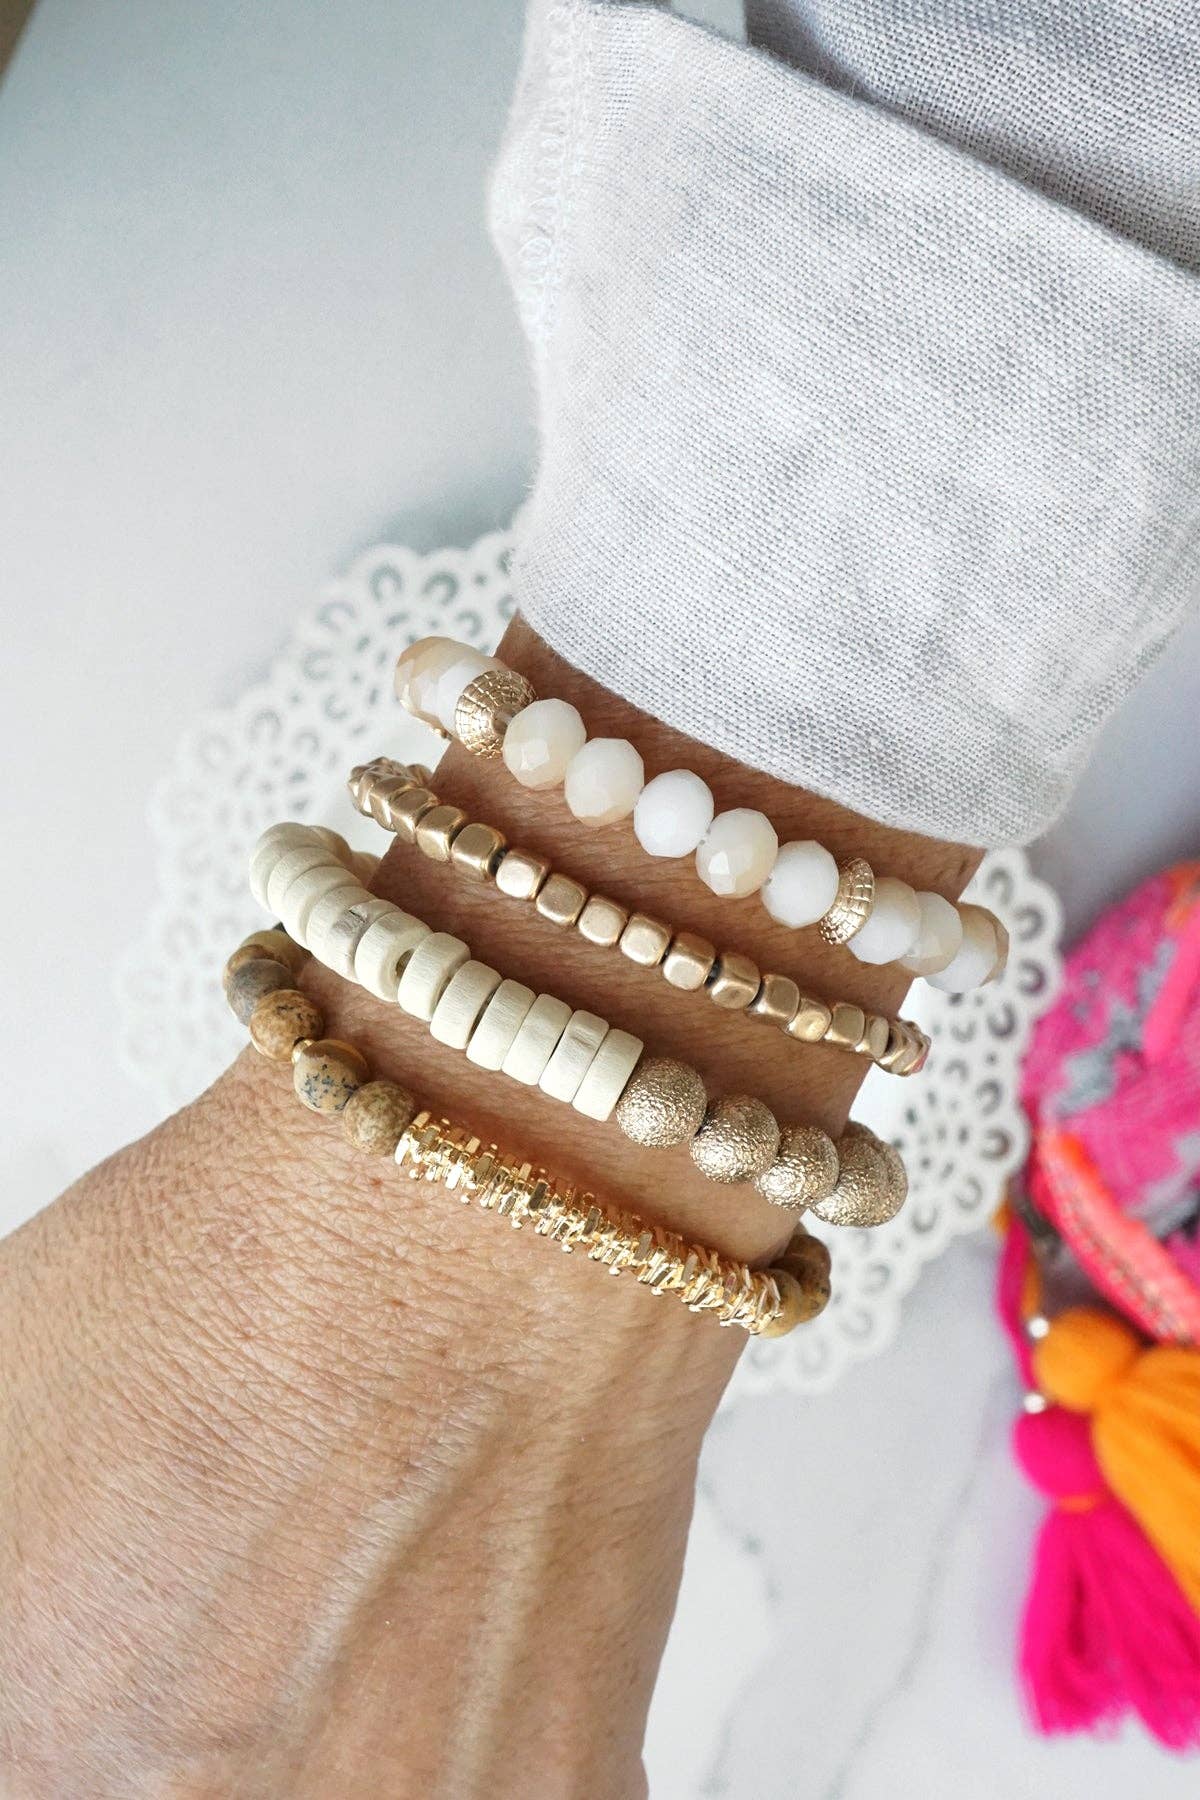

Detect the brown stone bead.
[
  {"left": 760, "top": 1269, "right": 828, "bottom": 1335},
  {"left": 227, "top": 928, "right": 307, "bottom": 982},
  {"left": 248, "top": 989, "right": 325, "bottom": 1061},
  {"left": 225, "top": 956, "right": 294, "bottom": 1024},
  {"left": 774, "top": 1229, "right": 833, "bottom": 1316},
  {"left": 342, "top": 1080, "right": 419, "bottom": 1156},
  {"left": 293, "top": 1038, "right": 370, "bottom": 1113}
]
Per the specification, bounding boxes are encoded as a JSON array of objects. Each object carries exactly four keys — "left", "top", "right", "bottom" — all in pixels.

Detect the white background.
[{"left": 3, "top": 3, "right": 1199, "bottom": 1794}]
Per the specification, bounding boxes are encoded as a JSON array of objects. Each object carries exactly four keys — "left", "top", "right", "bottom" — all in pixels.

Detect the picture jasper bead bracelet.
[
  {"left": 248, "top": 822, "right": 908, "bottom": 1227},
  {"left": 222, "top": 928, "right": 832, "bottom": 1338},
  {"left": 348, "top": 757, "right": 931, "bottom": 1078},
  {"left": 394, "top": 636, "right": 1007, "bottom": 993}
]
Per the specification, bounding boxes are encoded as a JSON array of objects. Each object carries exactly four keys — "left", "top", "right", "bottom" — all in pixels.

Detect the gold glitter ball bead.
[
  {"left": 754, "top": 1123, "right": 839, "bottom": 1211},
  {"left": 809, "top": 1129, "right": 904, "bottom": 1228},
  {"left": 342, "top": 1080, "right": 419, "bottom": 1156},
  {"left": 690, "top": 1095, "right": 781, "bottom": 1184},
  {"left": 844, "top": 1120, "right": 908, "bottom": 1215},
  {"left": 615, "top": 1057, "right": 708, "bottom": 1148},
  {"left": 453, "top": 668, "right": 538, "bottom": 758}
]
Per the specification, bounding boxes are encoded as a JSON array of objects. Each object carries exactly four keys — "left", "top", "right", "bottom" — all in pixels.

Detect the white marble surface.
[{"left": 3, "top": 4, "right": 1199, "bottom": 1794}]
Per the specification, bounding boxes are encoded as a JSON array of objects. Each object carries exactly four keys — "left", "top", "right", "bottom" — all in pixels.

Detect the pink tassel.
[{"left": 1015, "top": 1407, "right": 1200, "bottom": 1748}]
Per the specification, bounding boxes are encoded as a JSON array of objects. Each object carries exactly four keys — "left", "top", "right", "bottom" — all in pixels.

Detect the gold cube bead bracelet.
[{"left": 347, "top": 757, "right": 930, "bottom": 1078}]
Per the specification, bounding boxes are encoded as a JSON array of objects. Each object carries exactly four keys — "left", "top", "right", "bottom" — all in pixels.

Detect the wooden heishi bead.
[
  {"left": 248, "top": 824, "right": 316, "bottom": 907},
  {"left": 466, "top": 979, "right": 537, "bottom": 1071},
  {"left": 225, "top": 957, "right": 294, "bottom": 1024},
  {"left": 249, "top": 989, "right": 325, "bottom": 1061},
  {"left": 311, "top": 825, "right": 354, "bottom": 864},
  {"left": 322, "top": 896, "right": 392, "bottom": 980},
  {"left": 293, "top": 1038, "right": 369, "bottom": 1113},
  {"left": 342, "top": 1080, "right": 419, "bottom": 1156},
  {"left": 690, "top": 1096, "right": 780, "bottom": 1183},
  {"left": 265, "top": 842, "right": 337, "bottom": 917},
  {"left": 760, "top": 1269, "right": 827, "bottom": 1336},
  {"left": 539, "top": 1010, "right": 610, "bottom": 1104},
  {"left": 501, "top": 994, "right": 572, "bottom": 1085},
  {"left": 396, "top": 933, "right": 471, "bottom": 1021},
  {"left": 353, "top": 910, "right": 431, "bottom": 1002},
  {"left": 280, "top": 866, "right": 359, "bottom": 943},
  {"left": 572, "top": 1029, "right": 644, "bottom": 1121},
  {"left": 430, "top": 961, "right": 503, "bottom": 1051},
  {"left": 707, "top": 951, "right": 761, "bottom": 1010}
]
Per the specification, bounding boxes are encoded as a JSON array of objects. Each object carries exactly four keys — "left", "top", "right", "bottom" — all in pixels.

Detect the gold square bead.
[
  {"left": 450, "top": 821, "right": 507, "bottom": 881},
  {"left": 860, "top": 1013, "right": 891, "bottom": 1059},
  {"left": 535, "top": 872, "right": 587, "bottom": 927},
  {"left": 577, "top": 894, "right": 628, "bottom": 947},
  {"left": 495, "top": 847, "right": 550, "bottom": 902},
  {"left": 825, "top": 1001, "right": 867, "bottom": 1050},
  {"left": 619, "top": 912, "right": 672, "bottom": 968},
  {"left": 662, "top": 931, "right": 716, "bottom": 991},
  {"left": 787, "top": 996, "right": 833, "bottom": 1043},
  {"left": 748, "top": 971, "right": 801, "bottom": 1029},
  {"left": 389, "top": 786, "right": 437, "bottom": 843},
  {"left": 414, "top": 803, "right": 468, "bottom": 861},
  {"left": 708, "top": 951, "right": 761, "bottom": 1010},
  {"left": 365, "top": 771, "right": 415, "bottom": 826}
]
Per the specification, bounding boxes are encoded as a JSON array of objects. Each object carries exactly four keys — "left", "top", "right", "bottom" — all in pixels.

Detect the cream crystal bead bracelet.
[
  {"left": 222, "top": 928, "right": 833, "bottom": 1338},
  {"left": 247, "top": 821, "right": 907, "bottom": 1227},
  {"left": 348, "top": 756, "right": 930, "bottom": 1077},
  {"left": 394, "top": 636, "right": 1007, "bottom": 993}
]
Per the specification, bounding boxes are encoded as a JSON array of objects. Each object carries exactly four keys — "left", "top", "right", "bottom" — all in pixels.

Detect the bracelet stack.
[
  {"left": 218, "top": 629, "right": 985, "bottom": 1342},
  {"left": 222, "top": 924, "right": 832, "bottom": 1338},
  {"left": 347, "top": 757, "right": 931, "bottom": 1077},
  {"left": 394, "top": 636, "right": 1007, "bottom": 993}
]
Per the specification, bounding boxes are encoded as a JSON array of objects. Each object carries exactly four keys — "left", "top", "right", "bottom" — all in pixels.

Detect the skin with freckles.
[{"left": 0, "top": 620, "right": 979, "bottom": 1798}]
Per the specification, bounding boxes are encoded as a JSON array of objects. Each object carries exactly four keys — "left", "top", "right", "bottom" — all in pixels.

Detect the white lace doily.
[{"left": 116, "top": 532, "right": 1063, "bottom": 1399}]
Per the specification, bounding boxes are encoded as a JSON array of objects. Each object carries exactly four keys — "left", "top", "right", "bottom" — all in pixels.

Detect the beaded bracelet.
[
  {"left": 394, "top": 636, "right": 1007, "bottom": 993},
  {"left": 222, "top": 927, "right": 833, "bottom": 1338},
  {"left": 245, "top": 823, "right": 908, "bottom": 1227},
  {"left": 348, "top": 756, "right": 930, "bottom": 1076}
]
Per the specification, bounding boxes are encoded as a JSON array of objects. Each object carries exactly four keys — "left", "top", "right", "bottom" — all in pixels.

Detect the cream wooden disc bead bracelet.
[
  {"left": 394, "top": 636, "right": 1007, "bottom": 993},
  {"left": 247, "top": 823, "right": 908, "bottom": 1228}
]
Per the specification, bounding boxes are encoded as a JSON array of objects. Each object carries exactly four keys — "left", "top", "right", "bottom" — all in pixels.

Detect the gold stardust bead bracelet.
[{"left": 248, "top": 824, "right": 909, "bottom": 1228}]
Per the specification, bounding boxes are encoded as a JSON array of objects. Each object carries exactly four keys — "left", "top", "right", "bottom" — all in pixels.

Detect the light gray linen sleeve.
[{"left": 488, "top": 0, "right": 1200, "bottom": 848}]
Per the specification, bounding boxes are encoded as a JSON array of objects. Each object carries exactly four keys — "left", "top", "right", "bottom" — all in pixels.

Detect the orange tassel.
[{"left": 1034, "top": 1308, "right": 1200, "bottom": 1612}]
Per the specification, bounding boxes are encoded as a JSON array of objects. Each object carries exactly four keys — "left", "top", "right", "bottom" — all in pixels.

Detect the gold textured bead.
[
  {"left": 342, "top": 1079, "right": 419, "bottom": 1156},
  {"left": 535, "top": 871, "right": 587, "bottom": 928},
  {"left": 494, "top": 847, "right": 550, "bottom": 901},
  {"left": 825, "top": 1001, "right": 867, "bottom": 1050},
  {"left": 224, "top": 957, "right": 294, "bottom": 1024},
  {"left": 248, "top": 988, "right": 325, "bottom": 1061},
  {"left": 754, "top": 1123, "right": 839, "bottom": 1211},
  {"left": 809, "top": 1130, "right": 904, "bottom": 1227},
  {"left": 619, "top": 912, "right": 672, "bottom": 968},
  {"left": 690, "top": 1096, "right": 781, "bottom": 1184},
  {"left": 231, "top": 929, "right": 308, "bottom": 980},
  {"left": 450, "top": 821, "right": 507, "bottom": 881},
  {"left": 818, "top": 858, "right": 876, "bottom": 946},
  {"left": 389, "top": 786, "right": 438, "bottom": 844},
  {"left": 747, "top": 971, "right": 801, "bottom": 1029},
  {"left": 662, "top": 931, "right": 716, "bottom": 991},
  {"left": 759, "top": 1270, "right": 823, "bottom": 1337},
  {"left": 577, "top": 894, "right": 629, "bottom": 948},
  {"left": 292, "top": 1038, "right": 370, "bottom": 1114},
  {"left": 707, "top": 951, "right": 761, "bottom": 1011},
  {"left": 787, "top": 996, "right": 833, "bottom": 1043},
  {"left": 453, "top": 668, "right": 538, "bottom": 757},
  {"left": 414, "top": 803, "right": 468, "bottom": 862},
  {"left": 614, "top": 1056, "right": 708, "bottom": 1148}
]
